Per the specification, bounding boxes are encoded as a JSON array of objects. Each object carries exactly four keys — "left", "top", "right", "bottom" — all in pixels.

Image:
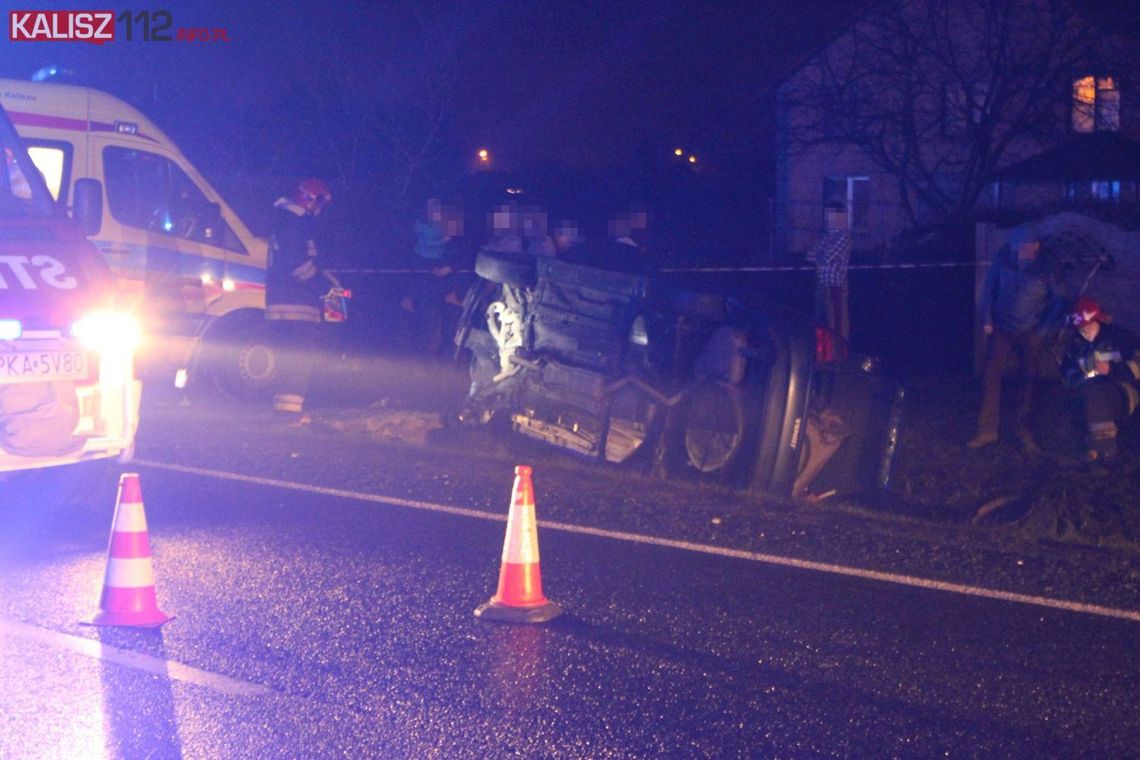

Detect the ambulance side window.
[
  {"left": 22, "top": 141, "right": 72, "bottom": 204},
  {"left": 102, "top": 146, "right": 246, "bottom": 254}
]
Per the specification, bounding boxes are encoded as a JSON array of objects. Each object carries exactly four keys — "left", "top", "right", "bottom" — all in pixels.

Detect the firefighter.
[
  {"left": 266, "top": 177, "right": 332, "bottom": 425},
  {"left": 1060, "top": 297, "right": 1140, "bottom": 462}
]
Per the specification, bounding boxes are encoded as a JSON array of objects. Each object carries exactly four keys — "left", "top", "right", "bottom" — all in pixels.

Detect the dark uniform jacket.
[
  {"left": 1060, "top": 322, "right": 1140, "bottom": 413},
  {"left": 266, "top": 198, "right": 323, "bottom": 322}
]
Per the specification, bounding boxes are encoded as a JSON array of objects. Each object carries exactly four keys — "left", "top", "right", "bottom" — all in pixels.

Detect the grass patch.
[{"left": 889, "top": 373, "right": 1140, "bottom": 550}]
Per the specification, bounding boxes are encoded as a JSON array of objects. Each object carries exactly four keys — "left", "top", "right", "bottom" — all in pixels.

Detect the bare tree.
[
  {"left": 780, "top": 0, "right": 1110, "bottom": 226},
  {"left": 244, "top": 5, "right": 459, "bottom": 212}
]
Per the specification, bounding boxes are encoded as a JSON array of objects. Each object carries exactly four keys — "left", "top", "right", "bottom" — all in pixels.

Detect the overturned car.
[{"left": 454, "top": 244, "right": 904, "bottom": 501}]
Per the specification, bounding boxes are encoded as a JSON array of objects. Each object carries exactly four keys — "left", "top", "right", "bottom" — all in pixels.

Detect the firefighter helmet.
[
  {"left": 293, "top": 178, "right": 332, "bottom": 213},
  {"left": 1068, "top": 296, "right": 1105, "bottom": 327}
]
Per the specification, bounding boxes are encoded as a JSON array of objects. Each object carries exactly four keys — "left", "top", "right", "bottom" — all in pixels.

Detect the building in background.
[{"left": 770, "top": 0, "right": 1140, "bottom": 261}]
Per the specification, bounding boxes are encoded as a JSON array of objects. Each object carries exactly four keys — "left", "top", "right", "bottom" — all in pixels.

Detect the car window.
[
  {"left": 24, "top": 141, "right": 72, "bottom": 203},
  {"left": 102, "top": 146, "right": 246, "bottom": 253},
  {"left": 0, "top": 108, "right": 54, "bottom": 218}
]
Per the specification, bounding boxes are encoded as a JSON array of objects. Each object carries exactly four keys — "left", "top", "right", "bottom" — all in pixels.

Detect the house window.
[
  {"left": 823, "top": 176, "right": 870, "bottom": 230},
  {"left": 1066, "top": 180, "right": 1124, "bottom": 202},
  {"left": 1072, "top": 76, "right": 1120, "bottom": 133}
]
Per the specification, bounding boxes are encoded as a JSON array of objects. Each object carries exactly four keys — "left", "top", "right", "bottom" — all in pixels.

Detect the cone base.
[
  {"left": 82, "top": 609, "right": 174, "bottom": 629},
  {"left": 475, "top": 599, "right": 562, "bottom": 624}
]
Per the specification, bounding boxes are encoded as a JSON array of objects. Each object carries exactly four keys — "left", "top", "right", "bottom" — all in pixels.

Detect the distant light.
[
  {"left": 688, "top": 155, "right": 697, "bottom": 164},
  {"left": 222, "top": 278, "right": 236, "bottom": 292},
  {"left": 506, "top": 187, "right": 523, "bottom": 195},
  {"left": 674, "top": 148, "right": 684, "bottom": 156},
  {"left": 31, "top": 65, "right": 59, "bottom": 82},
  {"left": 477, "top": 149, "right": 489, "bottom": 162}
]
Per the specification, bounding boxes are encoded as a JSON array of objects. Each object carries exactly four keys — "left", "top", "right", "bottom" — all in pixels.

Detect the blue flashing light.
[{"left": 0, "top": 319, "right": 22, "bottom": 340}]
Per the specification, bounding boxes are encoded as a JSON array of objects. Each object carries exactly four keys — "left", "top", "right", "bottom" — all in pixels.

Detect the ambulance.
[
  {"left": 0, "top": 98, "right": 140, "bottom": 472},
  {"left": 0, "top": 77, "right": 275, "bottom": 399}
]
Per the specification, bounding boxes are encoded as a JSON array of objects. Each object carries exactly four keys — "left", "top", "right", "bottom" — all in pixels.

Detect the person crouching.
[{"left": 1060, "top": 297, "right": 1140, "bottom": 462}]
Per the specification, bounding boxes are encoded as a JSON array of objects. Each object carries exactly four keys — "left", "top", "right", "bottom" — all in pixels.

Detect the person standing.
[
  {"left": 1060, "top": 297, "right": 1140, "bottom": 462},
  {"left": 810, "top": 204, "right": 852, "bottom": 342},
  {"left": 266, "top": 177, "right": 332, "bottom": 425},
  {"left": 969, "top": 224, "right": 1064, "bottom": 451}
]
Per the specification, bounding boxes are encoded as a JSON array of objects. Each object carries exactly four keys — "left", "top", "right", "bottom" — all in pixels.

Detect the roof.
[{"left": 992, "top": 131, "right": 1140, "bottom": 182}]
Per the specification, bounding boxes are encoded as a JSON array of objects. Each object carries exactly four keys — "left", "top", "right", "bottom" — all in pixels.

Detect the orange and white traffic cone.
[
  {"left": 83, "top": 473, "right": 173, "bottom": 628},
  {"left": 475, "top": 465, "right": 562, "bottom": 624}
]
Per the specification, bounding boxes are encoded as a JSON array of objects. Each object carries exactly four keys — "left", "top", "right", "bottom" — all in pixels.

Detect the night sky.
[{"left": 0, "top": 0, "right": 860, "bottom": 172}]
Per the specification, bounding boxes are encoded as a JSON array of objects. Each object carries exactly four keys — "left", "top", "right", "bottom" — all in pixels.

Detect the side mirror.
[{"left": 72, "top": 178, "right": 103, "bottom": 236}]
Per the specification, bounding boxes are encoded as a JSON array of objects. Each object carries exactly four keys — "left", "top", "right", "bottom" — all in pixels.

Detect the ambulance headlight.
[{"left": 70, "top": 311, "right": 142, "bottom": 353}]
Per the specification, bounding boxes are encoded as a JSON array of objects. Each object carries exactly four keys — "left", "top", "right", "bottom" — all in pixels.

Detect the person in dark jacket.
[
  {"left": 266, "top": 177, "right": 331, "bottom": 424},
  {"left": 969, "top": 225, "right": 1066, "bottom": 451},
  {"left": 1060, "top": 297, "right": 1140, "bottom": 461}
]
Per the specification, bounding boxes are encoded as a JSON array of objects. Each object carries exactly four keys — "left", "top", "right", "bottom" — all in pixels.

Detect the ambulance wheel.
[{"left": 195, "top": 317, "right": 278, "bottom": 402}]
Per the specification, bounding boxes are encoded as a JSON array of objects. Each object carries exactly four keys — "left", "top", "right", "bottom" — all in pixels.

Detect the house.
[{"left": 770, "top": 0, "right": 1140, "bottom": 261}]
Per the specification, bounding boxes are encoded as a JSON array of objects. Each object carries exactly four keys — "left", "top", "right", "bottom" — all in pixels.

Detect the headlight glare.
[{"left": 70, "top": 311, "right": 142, "bottom": 353}]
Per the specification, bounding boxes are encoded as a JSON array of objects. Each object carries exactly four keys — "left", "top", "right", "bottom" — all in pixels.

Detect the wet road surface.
[{"left": 1, "top": 377, "right": 1139, "bottom": 757}]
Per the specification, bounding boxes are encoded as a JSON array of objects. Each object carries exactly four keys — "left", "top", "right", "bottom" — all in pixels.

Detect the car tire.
[
  {"left": 474, "top": 250, "right": 536, "bottom": 287},
  {"left": 667, "top": 380, "right": 762, "bottom": 486}
]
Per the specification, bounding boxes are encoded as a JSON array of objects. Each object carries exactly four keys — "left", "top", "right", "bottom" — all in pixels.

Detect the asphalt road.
[{"left": 2, "top": 372, "right": 1139, "bottom": 757}]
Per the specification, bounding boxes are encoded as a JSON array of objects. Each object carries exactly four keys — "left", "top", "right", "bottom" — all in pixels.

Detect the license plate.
[{"left": 0, "top": 350, "right": 90, "bottom": 383}]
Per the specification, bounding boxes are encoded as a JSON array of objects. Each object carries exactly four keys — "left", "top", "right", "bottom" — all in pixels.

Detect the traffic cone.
[
  {"left": 475, "top": 465, "right": 562, "bottom": 624},
  {"left": 83, "top": 473, "right": 173, "bottom": 628}
]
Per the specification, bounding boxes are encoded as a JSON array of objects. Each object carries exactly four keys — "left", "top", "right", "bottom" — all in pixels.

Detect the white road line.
[
  {"left": 0, "top": 618, "right": 270, "bottom": 697},
  {"left": 136, "top": 459, "right": 1140, "bottom": 625}
]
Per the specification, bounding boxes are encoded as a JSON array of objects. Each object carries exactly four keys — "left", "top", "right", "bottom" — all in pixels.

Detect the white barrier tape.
[{"left": 327, "top": 261, "right": 977, "bottom": 276}]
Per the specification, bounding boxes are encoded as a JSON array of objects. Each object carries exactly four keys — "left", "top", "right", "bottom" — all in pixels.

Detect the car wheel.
[
  {"left": 669, "top": 380, "right": 760, "bottom": 485},
  {"left": 474, "top": 250, "right": 536, "bottom": 287}
]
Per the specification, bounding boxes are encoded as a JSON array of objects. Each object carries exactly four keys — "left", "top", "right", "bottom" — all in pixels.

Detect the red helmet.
[
  {"left": 1068, "top": 296, "right": 1104, "bottom": 326},
  {"left": 293, "top": 178, "right": 332, "bottom": 213}
]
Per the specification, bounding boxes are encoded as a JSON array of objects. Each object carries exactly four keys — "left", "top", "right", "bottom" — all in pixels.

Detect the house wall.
[{"left": 772, "top": 0, "right": 1135, "bottom": 261}]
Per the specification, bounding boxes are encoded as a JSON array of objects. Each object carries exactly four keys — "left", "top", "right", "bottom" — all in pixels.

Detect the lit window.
[
  {"left": 1072, "top": 76, "right": 1120, "bottom": 133},
  {"left": 26, "top": 146, "right": 65, "bottom": 200}
]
